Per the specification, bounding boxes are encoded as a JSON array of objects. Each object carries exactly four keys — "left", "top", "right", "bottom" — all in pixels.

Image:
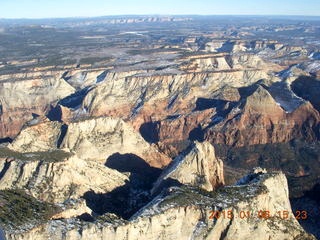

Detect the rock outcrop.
[
  {"left": 0, "top": 77, "right": 74, "bottom": 139},
  {"left": 205, "top": 85, "right": 320, "bottom": 146},
  {"left": 82, "top": 68, "right": 273, "bottom": 121},
  {"left": 1, "top": 17, "right": 320, "bottom": 240},
  {"left": 77, "top": 64, "right": 276, "bottom": 156},
  {"left": 8, "top": 118, "right": 63, "bottom": 152},
  {"left": 60, "top": 117, "right": 170, "bottom": 168},
  {"left": 4, "top": 171, "right": 315, "bottom": 240},
  {"left": 204, "top": 39, "right": 305, "bottom": 58},
  {"left": 152, "top": 141, "right": 224, "bottom": 193},
  {"left": 0, "top": 154, "right": 128, "bottom": 203},
  {"left": 180, "top": 54, "right": 281, "bottom": 73},
  {"left": 4, "top": 115, "right": 170, "bottom": 168}
]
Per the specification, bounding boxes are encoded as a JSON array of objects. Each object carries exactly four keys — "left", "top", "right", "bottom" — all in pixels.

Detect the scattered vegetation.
[
  {"left": 96, "top": 213, "right": 126, "bottom": 225},
  {"left": 158, "top": 177, "right": 268, "bottom": 210},
  {"left": 0, "top": 189, "right": 60, "bottom": 231},
  {"left": 215, "top": 140, "right": 320, "bottom": 197},
  {"left": 0, "top": 147, "right": 72, "bottom": 162},
  {"left": 127, "top": 47, "right": 182, "bottom": 55},
  {"left": 79, "top": 56, "right": 113, "bottom": 65}
]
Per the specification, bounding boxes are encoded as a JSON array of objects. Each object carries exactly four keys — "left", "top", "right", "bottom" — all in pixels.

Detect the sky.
[{"left": 1, "top": 0, "right": 320, "bottom": 19}]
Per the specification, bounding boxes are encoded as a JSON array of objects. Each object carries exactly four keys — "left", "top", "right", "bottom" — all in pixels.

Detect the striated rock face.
[
  {"left": 0, "top": 77, "right": 75, "bottom": 139},
  {"left": 61, "top": 117, "right": 170, "bottom": 168},
  {"left": 158, "top": 111, "right": 213, "bottom": 142},
  {"left": 82, "top": 69, "right": 272, "bottom": 120},
  {"left": 3, "top": 115, "right": 170, "bottom": 168},
  {"left": 250, "top": 40, "right": 284, "bottom": 51},
  {"left": 61, "top": 69, "right": 108, "bottom": 89},
  {"left": 8, "top": 118, "right": 63, "bottom": 153},
  {"left": 180, "top": 54, "right": 281, "bottom": 73},
  {"left": 5, "top": 171, "right": 315, "bottom": 240},
  {"left": 205, "top": 85, "right": 320, "bottom": 146},
  {"left": 204, "top": 39, "right": 304, "bottom": 58},
  {"left": 0, "top": 154, "right": 128, "bottom": 203},
  {"left": 76, "top": 64, "right": 276, "bottom": 157},
  {"left": 152, "top": 141, "right": 224, "bottom": 193}
]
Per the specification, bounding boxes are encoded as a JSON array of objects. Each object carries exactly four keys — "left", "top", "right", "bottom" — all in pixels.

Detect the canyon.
[{"left": 0, "top": 15, "right": 320, "bottom": 239}]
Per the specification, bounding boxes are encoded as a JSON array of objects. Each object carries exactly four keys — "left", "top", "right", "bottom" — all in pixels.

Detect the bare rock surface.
[
  {"left": 61, "top": 117, "right": 170, "bottom": 168},
  {"left": 8, "top": 118, "right": 63, "bottom": 152},
  {"left": 0, "top": 154, "right": 128, "bottom": 203},
  {"left": 205, "top": 85, "right": 320, "bottom": 146},
  {"left": 0, "top": 77, "right": 75, "bottom": 138},
  {"left": 4, "top": 171, "right": 315, "bottom": 240},
  {"left": 152, "top": 141, "right": 224, "bottom": 193}
]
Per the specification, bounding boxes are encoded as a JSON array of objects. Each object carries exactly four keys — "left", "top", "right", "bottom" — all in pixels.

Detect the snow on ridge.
[{"left": 269, "top": 81, "right": 305, "bottom": 113}]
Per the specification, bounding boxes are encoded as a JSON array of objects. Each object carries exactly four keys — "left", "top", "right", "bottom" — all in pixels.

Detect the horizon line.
[{"left": 1, "top": 14, "right": 320, "bottom": 21}]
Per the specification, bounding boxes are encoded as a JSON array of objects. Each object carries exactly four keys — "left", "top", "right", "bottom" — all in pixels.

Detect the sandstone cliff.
[
  {"left": 180, "top": 54, "right": 281, "bottom": 73},
  {"left": 79, "top": 64, "right": 275, "bottom": 156},
  {"left": 205, "top": 84, "right": 320, "bottom": 146},
  {"left": 4, "top": 171, "right": 315, "bottom": 240},
  {"left": 0, "top": 153, "right": 128, "bottom": 203},
  {"left": 4, "top": 115, "right": 170, "bottom": 168},
  {"left": 0, "top": 52, "right": 281, "bottom": 155},
  {"left": 82, "top": 69, "right": 272, "bottom": 117},
  {"left": 60, "top": 117, "right": 170, "bottom": 168},
  {"left": 152, "top": 141, "right": 224, "bottom": 193},
  {"left": 0, "top": 77, "right": 74, "bottom": 138},
  {"left": 8, "top": 118, "right": 63, "bottom": 152}
]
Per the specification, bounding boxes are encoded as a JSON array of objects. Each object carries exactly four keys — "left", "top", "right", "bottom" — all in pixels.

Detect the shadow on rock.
[
  {"left": 0, "top": 137, "right": 12, "bottom": 144},
  {"left": 83, "top": 153, "right": 162, "bottom": 219},
  {"left": 139, "top": 121, "right": 160, "bottom": 144},
  {"left": 291, "top": 76, "right": 320, "bottom": 112}
]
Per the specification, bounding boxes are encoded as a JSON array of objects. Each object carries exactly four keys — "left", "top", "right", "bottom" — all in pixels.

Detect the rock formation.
[
  {"left": 8, "top": 118, "right": 63, "bottom": 152},
  {"left": 152, "top": 141, "right": 224, "bottom": 193},
  {"left": 0, "top": 138, "right": 315, "bottom": 239},
  {"left": 1, "top": 16, "right": 319, "bottom": 239},
  {"left": 81, "top": 65, "right": 273, "bottom": 121},
  {"left": 0, "top": 77, "right": 74, "bottom": 139},
  {"left": 60, "top": 117, "right": 170, "bottom": 168},
  {"left": 0, "top": 154, "right": 128, "bottom": 203},
  {"left": 4, "top": 115, "right": 170, "bottom": 168},
  {"left": 3, "top": 171, "right": 315, "bottom": 240},
  {"left": 205, "top": 84, "right": 320, "bottom": 146}
]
